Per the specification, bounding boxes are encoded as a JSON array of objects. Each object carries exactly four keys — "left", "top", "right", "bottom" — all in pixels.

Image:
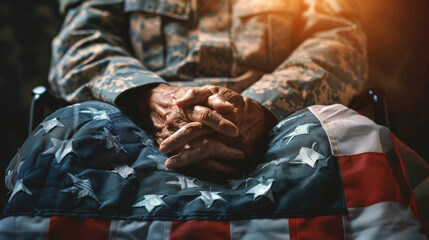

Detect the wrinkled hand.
[
  {"left": 138, "top": 84, "right": 239, "bottom": 142},
  {"left": 138, "top": 84, "right": 246, "bottom": 174},
  {"left": 159, "top": 85, "right": 277, "bottom": 171}
]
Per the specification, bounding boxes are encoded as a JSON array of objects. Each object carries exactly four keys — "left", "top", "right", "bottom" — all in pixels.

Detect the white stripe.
[
  {"left": 345, "top": 202, "right": 426, "bottom": 240},
  {"left": 230, "top": 218, "right": 289, "bottom": 240},
  {"left": 109, "top": 220, "right": 171, "bottom": 240},
  {"left": 309, "top": 104, "right": 392, "bottom": 156},
  {"left": 0, "top": 216, "right": 50, "bottom": 240}
]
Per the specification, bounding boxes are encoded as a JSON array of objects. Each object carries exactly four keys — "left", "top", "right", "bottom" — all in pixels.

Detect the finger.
[
  {"left": 164, "top": 138, "right": 245, "bottom": 169},
  {"left": 175, "top": 88, "right": 212, "bottom": 108},
  {"left": 207, "top": 94, "right": 234, "bottom": 113},
  {"left": 176, "top": 88, "right": 234, "bottom": 113},
  {"left": 149, "top": 112, "right": 164, "bottom": 129},
  {"left": 159, "top": 122, "right": 214, "bottom": 153},
  {"left": 184, "top": 105, "right": 238, "bottom": 137}
]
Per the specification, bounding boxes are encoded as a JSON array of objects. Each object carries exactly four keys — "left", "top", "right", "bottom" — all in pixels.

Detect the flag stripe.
[
  {"left": 346, "top": 201, "right": 426, "bottom": 239},
  {"left": 0, "top": 216, "right": 50, "bottom": 239},
  {"left": 109, "top": 220, "right": 171, "bottom": 240},
  {"left": 170, "top": 220, "right": 230, "bottom": 240},
  {"left": 339, "top": 152, "right": 410, "bottom": 208},
  {"left": 47, "top": 216, "right": 110, "bottom": 240},
  {"left": 230, "top": 218, "right": 290, "bottom": 240},
  {"left": 289, "top": 215, "right": 344, "bottom": 240},
  {"left": 309, "top": 104, "right": 391, "bottom": 156}
]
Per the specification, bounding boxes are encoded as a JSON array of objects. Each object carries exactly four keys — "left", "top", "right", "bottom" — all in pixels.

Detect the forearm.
[
  {"left": 49, "top": 0, "right": 166, "bottom": 105},
  {"left": 242, "top": 0, "right": 368, "bottom": 121}
]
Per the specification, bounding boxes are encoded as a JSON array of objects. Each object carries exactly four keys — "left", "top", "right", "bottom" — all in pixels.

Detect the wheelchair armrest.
[
  {"left": 348, "top": 87, "right": 390, "bottom": 128},
  {"left": 29, "top": 86, "right": 69, "bottom": 134}
]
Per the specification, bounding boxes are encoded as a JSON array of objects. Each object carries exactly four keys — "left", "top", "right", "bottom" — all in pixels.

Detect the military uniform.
[
  {"left": 49, "top": 0, "right": 367, "bottom": 121},
  {"left": 4, "top": 1, "right": 429, "bottom": 237}
]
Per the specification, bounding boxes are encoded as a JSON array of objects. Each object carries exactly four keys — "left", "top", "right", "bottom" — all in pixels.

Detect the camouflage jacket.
[{"left": 49, "top": 0, "right": 368, "bottom": 121}]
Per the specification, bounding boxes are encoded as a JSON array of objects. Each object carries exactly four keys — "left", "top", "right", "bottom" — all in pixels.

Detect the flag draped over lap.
[{"left": 1, "top": 103, "right": 428, "bottom": 239}]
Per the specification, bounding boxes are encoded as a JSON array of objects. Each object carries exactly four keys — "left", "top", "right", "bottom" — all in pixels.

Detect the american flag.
[{"left": 1, "top": 102, "right": 428, "bottom": 239}]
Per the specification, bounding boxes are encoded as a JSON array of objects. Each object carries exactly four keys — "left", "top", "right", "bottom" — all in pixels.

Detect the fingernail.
[
  {"left": 159, "top": 144, "right": 168, "bottom": 153},
  {"left": 228, "top": 127, "right": 239, "bottom": 137},
  {"left": 233, "top": 128, "right": 239, "bottom": 137},
  {"left": 165, "top": 159, "right": 173, "bottom": 169}
]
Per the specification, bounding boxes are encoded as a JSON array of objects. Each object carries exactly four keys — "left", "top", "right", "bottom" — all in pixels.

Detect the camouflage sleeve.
[
  {"left": 241, "top": 0, "right": 368, "bottom": 121},
  {"left": 49, "top": 0, "right": 166, "bottom": 104}
]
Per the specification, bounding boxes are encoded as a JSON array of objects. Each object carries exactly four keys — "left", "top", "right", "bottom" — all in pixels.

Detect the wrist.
[
  {"left": 262, "top": 106, "right": 278, "bottom": 131},
  {"left": 138, "top": 83, "right": 172, "bottom": 121}
]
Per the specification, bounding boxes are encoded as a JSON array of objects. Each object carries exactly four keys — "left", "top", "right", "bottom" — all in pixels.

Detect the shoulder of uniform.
[{"left": 323, "top": 0, "right": 363, "bottom": 18}]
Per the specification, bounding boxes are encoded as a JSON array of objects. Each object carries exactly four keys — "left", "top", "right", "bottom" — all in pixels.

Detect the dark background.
[{"left": 0, "top": 0, "right": 428, "bottom": 208}]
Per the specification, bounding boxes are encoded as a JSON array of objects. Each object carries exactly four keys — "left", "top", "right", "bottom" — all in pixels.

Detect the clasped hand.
[{"left": 139, "top": 84, "right": 276, "bottom": 177}]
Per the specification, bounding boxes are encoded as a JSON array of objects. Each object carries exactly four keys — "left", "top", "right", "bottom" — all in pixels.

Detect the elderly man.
[
  {"left": 48, "top": 0, "right": 366, "bottom": 176},
  {"left": 4, "top": 0, "right": 427, "bottom": 238}
]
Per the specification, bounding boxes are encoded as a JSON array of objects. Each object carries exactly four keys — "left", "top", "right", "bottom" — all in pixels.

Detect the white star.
[
  {"left": 133, "top": 194, "right": 167, "bottom": 212},
  {"left": 245, "top": 177, "right": 275, "bottom": 203},
  {"left": 36, "top": 117, "right": 65, "bottom": 135},
  {"left": 99, "top": 127, "right": 127, "bottom": 155},
  {"left": 133, "top": 130, "right": 143, "bottom": 139},
  {"left": 166, "top": 176, "right": 200, "bottom": 190},
  {"left": 110, "top": 165, "right": 134, "bottom": 179},
  {"left": 41, "top": 138, "right": 75, "bottom": 164},
  {"left": 7, "top": 149, "right": 25, "bottom": 176},
  {"left": 5, "top": 160, "right": 24, "bottom": 190},
  {"left": 188, "top": 190, "right": 227, "bottom": 208},
  {"left": 62, "top": 173, "right": 99, "bottom": 203},
  {"left": 80, "top": 107, "right": 111, "bottom": 122},
  {"left": 284, "top": 123, "right": 318, "bottom": 145},
  {"left": 291, "top": 142, "right": 324, "bottom": 168},
  {"left": 255, "top": 158, "right": 291, "bottom": 172},
  {"left": 8, "top": 179, "right": 32, "bottom": 202},
  {"left": 228, "top": 177, "right": 253, "bottom": 190}
]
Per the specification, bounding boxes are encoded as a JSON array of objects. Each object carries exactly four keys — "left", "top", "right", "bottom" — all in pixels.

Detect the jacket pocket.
[
  {"left": 124, "top": 0, "right": 191, "bottom": 70},
  {"left": 232, "top": 0, "right": 300, "bottom": 72}
]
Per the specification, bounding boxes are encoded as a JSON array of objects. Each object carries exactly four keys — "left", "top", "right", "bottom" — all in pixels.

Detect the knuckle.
[
  {"left": 201, "top": 137, "right": 210, "bottom": 147},
  {"left": 210, "top": 93, "right": 223, "bottom": 102},
  {"left": 182, "top": 124, "right": 195, "bottom": 136},
  {"left": 195, "top": 147, "right": 209, "bottom": 159},
  {"left": 201, "top": 138, "right": 215, "bottom": 153},
  {"left": 197, "top": 108, "right": 212, "bottom": 122},
  {"left": 189, "top": 88, "right": 197, "bottom": 96},
  {"left": 205, "top": 85, "right": 218, "bottom": 92},
  {"left": 165, "top": 112, "right": 175, "bottom": 122}
]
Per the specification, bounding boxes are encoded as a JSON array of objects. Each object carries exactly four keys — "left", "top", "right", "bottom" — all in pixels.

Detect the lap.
[
  {"left": 2, "top": 101, "right": 355, "bottom": 218},
  {"left": 2, "top": 101, "right": 427, "bottom": 238}
]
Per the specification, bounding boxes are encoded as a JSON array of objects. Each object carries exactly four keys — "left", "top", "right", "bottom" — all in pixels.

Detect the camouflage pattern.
[{"left": 50, "top": 0, "right": 368, "bottom": 121}]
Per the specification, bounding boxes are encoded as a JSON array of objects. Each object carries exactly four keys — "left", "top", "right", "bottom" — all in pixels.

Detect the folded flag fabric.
[{"left": 1, "top": 102, "right": 428, "bottom": 239}]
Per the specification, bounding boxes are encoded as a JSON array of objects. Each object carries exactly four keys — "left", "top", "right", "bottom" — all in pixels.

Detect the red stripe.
[
  {"left": 47, "top": 216, "right": 110, "bottom": 240},
  {"left": 289, "top": 215, "right": 344, "bottom": 240},
  {"left": 170, "top": 220, "right": 230, "bottom": 240},
  {"left": 339, "top": 152, "right": 410, "bottom": 208}
]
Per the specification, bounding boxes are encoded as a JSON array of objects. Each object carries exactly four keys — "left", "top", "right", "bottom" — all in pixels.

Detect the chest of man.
[{"left": 125, "top": 0, "right": 300, "bottom": 90}]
